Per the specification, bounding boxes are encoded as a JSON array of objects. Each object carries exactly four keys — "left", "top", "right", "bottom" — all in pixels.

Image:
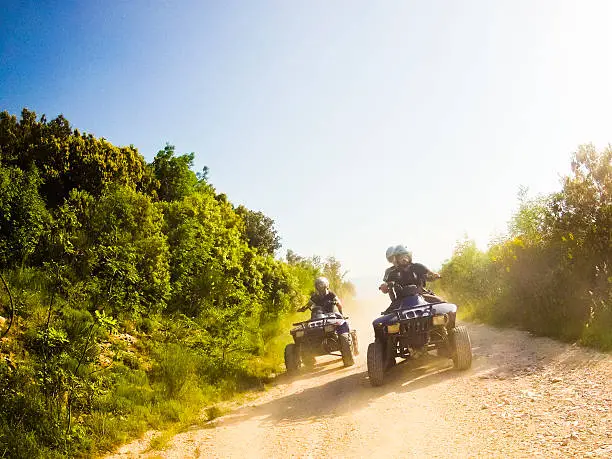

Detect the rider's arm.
[
  {"left": 335, "top": 296, "right": 343, "bottom": 315},
  {"left": 423, "top": 266, "right": 441, "bottom": 280},
  {"left": 380, "top": 266, "right": 397, "bottom": 293},
  {"left": 413, "top": 263, "right": 440, "bottom": 281},
  {"left": 298, "top": 297, "right": 315, "bottom": 312},
  {"left": 382, "top": 266, "right": 395, "bottom": 282}
]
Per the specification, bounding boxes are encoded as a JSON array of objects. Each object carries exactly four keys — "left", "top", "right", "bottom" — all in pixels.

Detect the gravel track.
[{"left": 107, "top": 312, "right": 611, "bottom": 459}]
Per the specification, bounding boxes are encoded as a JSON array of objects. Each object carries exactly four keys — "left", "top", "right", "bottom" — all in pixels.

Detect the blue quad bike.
[
  {"left": 367, "top": 284, "right": 472, "bottom": 386},
  {"left": 284, "top": 307, "right": 359, "bottom": 374}
]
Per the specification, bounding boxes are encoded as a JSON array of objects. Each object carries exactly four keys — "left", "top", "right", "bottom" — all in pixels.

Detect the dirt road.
[{"left": 108, "top": 316, "right": 611, "bottom": 458}]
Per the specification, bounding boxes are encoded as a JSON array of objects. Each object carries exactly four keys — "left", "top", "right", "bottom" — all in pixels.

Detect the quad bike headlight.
[
  {"left": 432, "top": 314, "right": 448, "bottom": 326},
  {"left": 386, "top": 323, "right": 400, "bottom": 334},
  {"left": 295, "top": 330, "right": 304, "bottom": 338},
  {"left": 324, "top": 324, "right": 335, "bottom": 333}
]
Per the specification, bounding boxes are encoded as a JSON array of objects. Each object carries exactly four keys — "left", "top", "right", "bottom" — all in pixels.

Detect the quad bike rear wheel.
[
  {"left": 284, "top": 343, "right": 300, "bottom": 374},
  {"left": 367, "top": 340, "right": 385, "bottom": 386},
  {"left": 451, "top": 326, "right": 472, "bottom": 370},
  {"left": 301, "top": 351, "right": 316, "bottom": 368},
  {"left": 350, "top": 330, "right": 359, "bottom": 356},
  {"left": 339, "top": 333, "right": 355, "bottom": 367}
]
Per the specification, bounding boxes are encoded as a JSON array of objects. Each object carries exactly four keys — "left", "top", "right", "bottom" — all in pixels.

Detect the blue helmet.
[{"left": 385, "top": 246, "right": 396, "bottom": 263}]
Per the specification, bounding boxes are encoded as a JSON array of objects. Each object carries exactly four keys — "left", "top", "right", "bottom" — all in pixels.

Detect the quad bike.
[
  {"left": 284, "top": 306, "right": 358, "bottom": 374},
  {"left": 367, "top": 283, "right": 472, "bottom": 387}
]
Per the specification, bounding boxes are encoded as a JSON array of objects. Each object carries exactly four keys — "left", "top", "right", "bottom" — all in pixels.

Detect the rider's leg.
[
  {"left": 423, "top": 293, "right": 443, "bottom": 303},
  {"left": 383, "top": 298, "right": 402, "bottom": 314}
]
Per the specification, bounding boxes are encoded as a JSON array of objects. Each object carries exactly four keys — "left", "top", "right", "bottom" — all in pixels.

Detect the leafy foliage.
[
  {"left": 0, "top": 108, "right": 355, "bottom": 457},
  {"left": 236, "top": 206, "right": 281, "bottom": 255},
  {"left": 0, "top": 109, "right": 148, "bottom": 207},
  {"left": 149, "top": 144, "right": 202, "bottom": 202},
  {"left": 439, "top": 145, "right": 611, "bottom": 349},
  {"left": 0, "top": 165, "right": 49, "bottom": 268}
]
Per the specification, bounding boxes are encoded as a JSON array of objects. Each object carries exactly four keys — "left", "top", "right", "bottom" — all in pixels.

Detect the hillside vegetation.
[
  {"left": 439, "top": 145, "right": 611, "bottom": 350},
  {"left": 0, "top": 109, "right": 354, "bottom": 458}
]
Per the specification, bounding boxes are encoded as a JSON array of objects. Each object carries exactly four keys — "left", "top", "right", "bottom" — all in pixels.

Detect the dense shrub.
[
  {"left": 440, "top": 145, "right": 611, "bottom": 349},
  {"left": 0, "top": 109, "right": 355, "bottom": 457}
]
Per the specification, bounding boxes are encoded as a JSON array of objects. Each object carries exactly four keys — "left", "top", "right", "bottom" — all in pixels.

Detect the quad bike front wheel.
[
  {"left": 367, "top": 340, "right": 385, "bottom": 386},
  {"left": 284, "top": 343, "right": 300, "bottom": 374},
  {"left": 451, "top": 326, "right": 472, "bottom": 370},
  {"left": 339, "top": 333, "right": 355, "bottom": 367},
  {"left": 436, "top": 346, "right": 451, "bottom": 358}
]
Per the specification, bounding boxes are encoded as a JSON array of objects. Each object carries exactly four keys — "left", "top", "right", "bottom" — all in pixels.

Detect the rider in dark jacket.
[
  {"left": 381, "top": 245, "right": 399, "bottom": 286},
  {"left": 379, "top": 245, "right": 442, "bottom": 304},
  {"left": 299, "top": 276, "right": 343, "bottom": 317}
]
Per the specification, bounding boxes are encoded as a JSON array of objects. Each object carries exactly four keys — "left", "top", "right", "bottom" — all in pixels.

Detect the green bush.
[
  {"left": 0, "top": 108, "right": 355, "bottom": 457},
  {"left": 440, "top": 146, "right": 611, "bottom": 349}
]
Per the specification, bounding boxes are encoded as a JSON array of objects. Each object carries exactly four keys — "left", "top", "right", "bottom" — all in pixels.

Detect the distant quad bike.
[
  {"left": 367, "top": 284, "right": 472, "bottom": 387},
  {"left": 284, "top": 307, "right": 358, "bottom": 374}
]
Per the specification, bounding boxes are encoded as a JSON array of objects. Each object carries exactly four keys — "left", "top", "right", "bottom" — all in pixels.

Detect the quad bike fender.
[
  {"left": 372, "top": 313, "right": 398, "bottom": 328},
  {"left": 372, "top": 314, "right": 398, "bottom": 340},
  {"left": 432, "top": 302, "right": 458, "bottom": 329},
  {"left": 336, "top": 321, "right": 350, "bottom": 335},
  {"left": 432, "top": 302, "right": 457, "bottom": 315}
]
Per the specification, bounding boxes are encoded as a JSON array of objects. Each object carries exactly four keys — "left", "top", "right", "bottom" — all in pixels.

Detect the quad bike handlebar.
[{"left": 296, "top": 304, "right": 347, "bottom": 319}]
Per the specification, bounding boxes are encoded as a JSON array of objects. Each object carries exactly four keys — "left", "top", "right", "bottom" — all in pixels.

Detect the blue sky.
[{"left": 2, "top": 1, "right": 612, "bottom": 295}]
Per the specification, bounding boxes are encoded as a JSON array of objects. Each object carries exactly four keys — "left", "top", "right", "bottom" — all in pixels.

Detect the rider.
[
  {"left": 382, "top": 245, "right": 399, "bottom": 284},
  {"left": 380, "top": 245, "right": 400, "bottom": 303},
  {"left": 379, "top": 245, "right": 443, "bottom": 304},
  {"left": 299, "top": 276, "right": 344, "bottom": 317}
]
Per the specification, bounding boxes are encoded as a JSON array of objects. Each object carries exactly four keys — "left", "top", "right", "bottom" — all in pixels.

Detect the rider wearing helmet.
[
  {"left": 379, "top": 245, "right": 442, "bottom": 303},
  {"left": 381, "top": 245, "right": 399, "bottom": 287},
  {"left": 299, "top": 276, "right": 343, "bottom": 316}
]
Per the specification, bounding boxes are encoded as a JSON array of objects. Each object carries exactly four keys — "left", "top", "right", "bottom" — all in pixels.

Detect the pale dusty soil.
[{"left": 106, "top": 309, "right": 612, "bottom": 459}]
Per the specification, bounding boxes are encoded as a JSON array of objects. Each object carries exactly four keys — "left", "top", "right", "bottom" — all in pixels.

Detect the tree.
[
  {"left": 0, "top": 108, "right": 363, "bottom": 457},
  {"left": 0, "top": 165, "right": 49, "bottom": 267},
  {"left": 508, "top": 186, "right": 552, "bottom": 244},
  {"left": 54, "top": 186, "right": 171, "bottom": 316},
  {"left": 235, "top": 206, "right": 281, "bottom": 256},
  {"left": 322, "top": 256, "right": 355, "bottom": 299},
  {"left": 0, "top": 109, "right": 149, "bottom": 207},
  {"left": 150, "top": 144, "right": 199, "bottom": 202}
]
